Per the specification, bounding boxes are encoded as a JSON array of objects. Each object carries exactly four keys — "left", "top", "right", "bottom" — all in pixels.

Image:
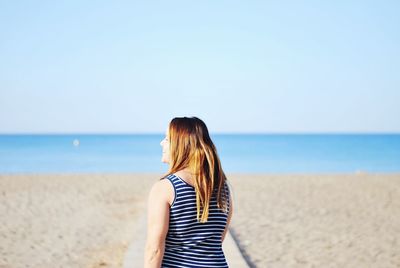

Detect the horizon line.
[{"left": 1, "top": 131, "right": 399, "bottom": 135}]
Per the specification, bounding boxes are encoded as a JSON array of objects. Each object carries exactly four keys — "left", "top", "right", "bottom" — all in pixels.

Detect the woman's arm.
[
  {"left": 221, "top": 188, "right": 233, "bottom": 243},
  {"left": 144, "top": 180, "right": 170, "bottom": 268}
]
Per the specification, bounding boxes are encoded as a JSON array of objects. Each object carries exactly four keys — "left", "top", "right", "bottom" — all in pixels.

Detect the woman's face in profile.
[{"left": 160, "top": 128, "right": 170, "bottom": 164}]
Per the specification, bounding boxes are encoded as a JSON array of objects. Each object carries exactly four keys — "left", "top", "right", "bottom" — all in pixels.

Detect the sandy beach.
[
  {"left": 1, "top": 173, "right": 399, "bottom": 268},
  {"left": 228, "top": 173, "right": 400, "bottom": 268},
  {"left": 0, "top": 174, "right": 155, "bottom": 268}
]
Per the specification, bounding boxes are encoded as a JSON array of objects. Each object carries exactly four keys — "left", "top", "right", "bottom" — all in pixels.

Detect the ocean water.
[{"left": 0, "top": 134, "right": 399, "bottom": 174}]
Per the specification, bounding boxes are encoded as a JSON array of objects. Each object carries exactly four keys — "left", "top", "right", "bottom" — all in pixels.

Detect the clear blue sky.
[{"left": 1, "top": 1, "right": 399, "bottom": 134}]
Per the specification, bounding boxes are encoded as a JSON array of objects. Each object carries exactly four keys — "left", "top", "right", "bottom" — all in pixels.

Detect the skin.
[{"left": 144, "top": 128, "right": 233, "bottom": 268}]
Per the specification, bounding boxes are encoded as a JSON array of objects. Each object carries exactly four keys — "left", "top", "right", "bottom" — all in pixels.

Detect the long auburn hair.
[{"left": 161, "top": 116, "right": 229, "bottom": 223}]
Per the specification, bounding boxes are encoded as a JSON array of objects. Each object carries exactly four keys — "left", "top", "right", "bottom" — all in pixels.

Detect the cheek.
[{"left": 165, "top": 147, "right": 170, "bottom": 158}]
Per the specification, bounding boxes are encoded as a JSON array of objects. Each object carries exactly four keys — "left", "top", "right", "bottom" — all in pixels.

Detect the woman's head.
[
  {"left": 161, "top": 117, "right": 213, "bottom": 169},
  {"left": 160, "top": 116, "right": 229, "bottom": 223}
]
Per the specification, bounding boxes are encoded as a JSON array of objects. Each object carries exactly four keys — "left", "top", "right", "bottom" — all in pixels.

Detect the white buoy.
[
  {"left": 355, "top": 170, "right": 366, "bottom": 175},
  {"left": 73, "top": 139, "right": 80, "bottom": 147}
]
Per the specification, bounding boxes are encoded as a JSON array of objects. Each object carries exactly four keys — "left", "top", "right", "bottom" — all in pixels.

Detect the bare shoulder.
[
  {"left": 148, "top": 178, "right": 174, "bottom": 206},
  {"left": 149, "top": 178, "right": 171, "bottom": 196}
]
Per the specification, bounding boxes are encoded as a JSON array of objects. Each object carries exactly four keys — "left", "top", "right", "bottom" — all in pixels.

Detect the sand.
[
  {"left": 0, "top": 174, "right": 155, "bottom": 268},
  {"left": 1, "top": 173, "right": 399, "bottom": 268},
  {"left": 228, "top": 173, "right": 400, "bottom": 268}
]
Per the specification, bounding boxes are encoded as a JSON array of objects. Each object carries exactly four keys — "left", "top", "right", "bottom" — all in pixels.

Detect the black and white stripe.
[{"left": 161, "top": 174, "right": 230, "bottom": 268}]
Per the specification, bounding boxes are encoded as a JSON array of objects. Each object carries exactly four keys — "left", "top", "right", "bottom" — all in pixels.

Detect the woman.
[{"left": 144, "top": 116, "right": 233, "bottom": 268}]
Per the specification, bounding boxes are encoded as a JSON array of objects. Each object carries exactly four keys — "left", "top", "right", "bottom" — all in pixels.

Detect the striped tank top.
[{"left": 161, "top": 174, "right": 230, "bottom": 268}]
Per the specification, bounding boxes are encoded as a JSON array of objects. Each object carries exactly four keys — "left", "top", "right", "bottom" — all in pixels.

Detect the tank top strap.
[
  {"left": 164, "top": 174, "right": 178, "bottom": 207},
  {"left": 168, "top": 174, "right": 198, "bottom": 207},
  {"left": 165, "top": 174, "right": 177, "bottom": 186}
]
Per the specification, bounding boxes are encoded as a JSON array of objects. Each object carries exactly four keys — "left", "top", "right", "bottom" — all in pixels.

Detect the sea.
[{"left": 0, "top": 134, "right": 399, "bottom": 174}]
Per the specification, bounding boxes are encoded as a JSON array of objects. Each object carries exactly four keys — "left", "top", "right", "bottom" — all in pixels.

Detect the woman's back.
[
  {"left": 145, "top": 117, "right": 232, "bottom": 267},
  {"left": 161, "top": 174, "right": 230, "bottom": 268}
]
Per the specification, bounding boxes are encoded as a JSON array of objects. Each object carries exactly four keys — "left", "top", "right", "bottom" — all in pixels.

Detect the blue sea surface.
[{"left": 0, "top": 134, "right": 399, "bottom": 173}]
